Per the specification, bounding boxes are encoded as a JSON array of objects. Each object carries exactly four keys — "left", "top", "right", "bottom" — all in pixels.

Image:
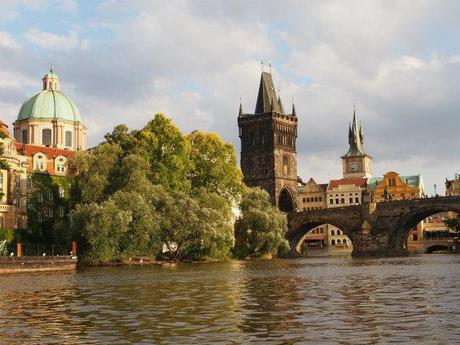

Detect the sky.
[{"left": 0, "top": 0, "right": 459, "bottom": 194}]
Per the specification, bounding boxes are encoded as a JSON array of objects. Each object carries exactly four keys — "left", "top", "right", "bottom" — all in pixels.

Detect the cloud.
[
  {"left": 0, "top": 0, "right": 459, "bottom": 195},
  {"left": 0, "top": 31, "right": 21, "bottom": 50},
  {"left": 25, "top": 29, "right": 80, "bottom": 50}
]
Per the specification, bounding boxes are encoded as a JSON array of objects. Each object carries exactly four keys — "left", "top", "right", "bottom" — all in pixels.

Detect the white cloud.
[
  {"left": 25, "top": 29, "right": 80, "bottom": 50},
  {"left": 0, "top": 31, "right": 21, "bottom": 50}
]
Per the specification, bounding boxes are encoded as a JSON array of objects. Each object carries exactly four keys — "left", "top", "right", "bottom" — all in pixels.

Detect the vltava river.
[{"left": 1, "top": 255, "right": 459, "bottom": 344}]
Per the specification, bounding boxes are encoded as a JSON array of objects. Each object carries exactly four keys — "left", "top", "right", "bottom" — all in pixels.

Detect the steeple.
[
  {"left": 292, "top": 103, "right": 296, "bottom": 117},
  {"left": 277, "top": 95, "right": 285, "bottom": 114},
  {"left": 343, "top": 107, "right": 367, "bottom": 157},
  {"left": 255, "top": 72, "right": 282, "bottom": 114},
  {"left": 238, "top": 101, "right": 243, "bottom": 117},
  {"left": 42, "top": 64, "right": 60, "bottom": 91}
]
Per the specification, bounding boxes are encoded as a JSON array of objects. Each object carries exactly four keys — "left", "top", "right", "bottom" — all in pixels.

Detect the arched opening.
[
  {"left": 289, "top": 222, "right": 354, "bottom": 257},
  {"left": 278, "top": 187, "right": 295, "bottom": 213},
  {"left": 427, "top": 245, "right": 449, "bottom": 254},
  {"left": 399, "top": 208, "right": 459, "bottom": 255}
]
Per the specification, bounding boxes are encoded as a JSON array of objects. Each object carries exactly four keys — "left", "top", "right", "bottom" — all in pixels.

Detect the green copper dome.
[
  {"left": 17, "top": 89, "right": 82, "bottom": 122},
  {"left": 16, "top": 66, "right": 83, "bottom": 123}
]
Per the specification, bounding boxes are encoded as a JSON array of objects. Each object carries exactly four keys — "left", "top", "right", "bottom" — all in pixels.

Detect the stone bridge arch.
[
  {"left": 287, "top": 206, "right": 363, "bottom": 256},
  {"left": 387, "top": 199, "right": 460, "bottom": 255}
]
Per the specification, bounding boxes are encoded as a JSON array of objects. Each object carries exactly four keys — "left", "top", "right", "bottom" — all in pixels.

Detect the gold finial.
[{"left": 50, "top": 64, "right": 54, "bottom": 73}]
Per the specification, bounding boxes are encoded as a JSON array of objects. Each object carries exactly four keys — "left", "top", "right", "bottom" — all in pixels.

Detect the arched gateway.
[
  {"left": 278, "top": 187, "right": 296, "bottom": 213},
  {"left": 287, "top": 196, "right": 460, "bottom": 257}
]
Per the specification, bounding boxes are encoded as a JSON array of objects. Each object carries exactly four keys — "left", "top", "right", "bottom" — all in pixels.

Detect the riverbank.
[{"left": 0, "top": 255, "right": 77, "bottom": 274}]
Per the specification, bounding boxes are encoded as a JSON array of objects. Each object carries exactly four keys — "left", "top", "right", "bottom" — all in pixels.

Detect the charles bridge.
[{"left": 287, "top": 195, "right": 460, "bottom": 257}]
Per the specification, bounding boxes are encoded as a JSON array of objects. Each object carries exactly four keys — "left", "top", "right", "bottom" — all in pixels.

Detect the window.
[
  {"left": 65, "top": 131, "right": 72, "bottom": 147},
  {"left": 355, "top": 197, "right": 359, "bottom": 203},
  {"left": 48, "top": 189, "right": 53, "bottom": 201},
  {"left": 319, "top": 197, "right": 322, "bottom": 202},
  {"left": 37, "top": 192, "right": 43, "bottom": 202},
  {"left": 412, "top": 234, "right": 418, "bottom": 241},
  {"left": 34, "top": 154, "right": 47, "bottom": 171},
  {"left": 16, "top": 196, "right": 20, "bottom": 207},
  {"left": 331, "top": 239, "right": 336, "bottom": 245},
  {"left": 302, "top": 197, "right": 306, "bottom": 202},
  {"left": 343, "top": 239, "right": 348, "bottom": 246},
  {"left": 349, "top": 198, "right": 353, "bottom": 204},
  {"left": 37, "top": 213, "right": 42, "bottom": 223},
  {"left": 331, "top": 230, "right": 335, "bottom": 236},
  {"left": 21, "top": 129, "right": 28, "bottom": 144},
  {"left": 314, "top": 197, "right": 318, "bottom": 202},
  {"left": 58, "top": 186, "right": 65, "bottom": 198},
  {"left": 59, "top": 207, "right": 64, "bottom": 217},
  {"left": 56, "top": 157, "right": 66, "bottom": 173},
  {"left": 42, "top": 129, "right": 52, "bottom": 146},
  {"left": 15, "top": 176, "right": 20, "bottom": 187},
  {"left": 335, "top": 198, "right": 339, "bottom": 204},
  {"left": 341, "top": 198, "right": 345, "bottom": 204},
  {"left": 27, "top": 178, "right": 32, "bottom": 189},
  {"left": 337, "top": 239, "right": 341, "bottom": 245},
  {"left": 337, "top": 230, "right": 341, "bottom": 235},
  {"left": 48, "top": 208, "right": 53, "bottom": 217}
]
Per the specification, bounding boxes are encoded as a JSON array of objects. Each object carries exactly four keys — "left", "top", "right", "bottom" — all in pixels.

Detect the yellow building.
[
  {"left": 368, "top": 172, "right": 425, "bottom": 252},
  {"left": 297, "top": 178, "right": 327, "bottom": 211},
  {"left": 0, "top": 121, "right": 29, "bottom": 229},
  {"left": 446, "top": 174, "right": 460, "bottom": 196},
  {"left": 367, "top": 172, "right": 425, "bottom": 202}
]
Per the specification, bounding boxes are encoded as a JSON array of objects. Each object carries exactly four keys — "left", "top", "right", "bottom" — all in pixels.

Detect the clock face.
[{"left": 350, "top": 162, "right": 359, "bottom": 172}]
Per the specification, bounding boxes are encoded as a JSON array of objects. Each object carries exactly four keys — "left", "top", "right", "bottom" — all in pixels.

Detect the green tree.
[
  {"left": 445, "top": 217, "right": 460, "bottom": 234},
  {"left": 234, "top": 187, "right": 288, "bottom": 258},
  {"left": 137, "top": 114, "right": 192, "bottom": 192},
  {"left": 187, "top": 131, "right": 243, "bottom": 201}
]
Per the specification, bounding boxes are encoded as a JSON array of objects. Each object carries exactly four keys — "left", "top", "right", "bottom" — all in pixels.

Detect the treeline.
[{"left": 54, "top": 114, "right": 288, "bottom": 263}]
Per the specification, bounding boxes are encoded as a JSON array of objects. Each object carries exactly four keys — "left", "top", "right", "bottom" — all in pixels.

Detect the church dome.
[{"left": 16, "top": 66, "right": 83, "bottom": 123}]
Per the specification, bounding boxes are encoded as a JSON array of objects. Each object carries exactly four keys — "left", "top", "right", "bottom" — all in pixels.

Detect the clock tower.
[{"left": 341, "top": 108, "right": 372, "bottom": 178}]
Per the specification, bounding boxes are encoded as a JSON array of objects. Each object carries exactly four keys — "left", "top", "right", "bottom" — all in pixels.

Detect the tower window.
[
  {"left": 21, "top": 129, "right": 28, "bottom": 144},
  {"left": 42, "top": 129, "right": 51, "bottom": 146},
  {"left": 65, "top": 131, "right": 72, "bottom": 147}
]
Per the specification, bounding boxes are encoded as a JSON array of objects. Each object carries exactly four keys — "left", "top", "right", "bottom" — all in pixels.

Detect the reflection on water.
[{"left": 1, "top": 255, "right": 460, "bottom": 344}]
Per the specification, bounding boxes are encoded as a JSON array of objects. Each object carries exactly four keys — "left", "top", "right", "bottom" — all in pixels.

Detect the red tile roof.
[
  {"left": 329, "top": 177, "right": 367, "bottom": 189},
  {"left": 14, "top": 143, "right": 75, "bottom": 158}
]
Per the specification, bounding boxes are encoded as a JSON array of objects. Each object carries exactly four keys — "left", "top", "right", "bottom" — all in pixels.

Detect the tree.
[
  {"left": 445, "top": 217, "right": 460, "bottom": 234},
  {"left": 234, "top": 187, "right": 289, "bottom": 258},
  {"left": 187, "top": 131, "right": 243, "bottom": 201},
  {"left": 137, "top": 114, "right": 192, "bottom": 192}
]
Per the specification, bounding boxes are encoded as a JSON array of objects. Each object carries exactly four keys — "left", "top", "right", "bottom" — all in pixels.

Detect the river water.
[{"left": 0, "top": 255, "right": 459, "bottom": 344}]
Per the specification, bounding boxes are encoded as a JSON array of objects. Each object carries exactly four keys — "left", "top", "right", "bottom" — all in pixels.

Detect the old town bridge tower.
[{"left": 238, "top": 71, "right": 298, "bottom": 212}]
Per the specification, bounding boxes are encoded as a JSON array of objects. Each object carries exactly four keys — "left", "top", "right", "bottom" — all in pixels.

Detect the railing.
[{"left": 0, "top": 255, "right": 76, "bottom": 262}]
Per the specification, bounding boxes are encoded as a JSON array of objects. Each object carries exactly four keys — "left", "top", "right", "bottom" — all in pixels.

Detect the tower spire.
[
  {"left": 292, "top": 103, "right": 296, "bottom": 117},
  {"left": 238, "top": 98, "right": 243, "bottom": 117}
]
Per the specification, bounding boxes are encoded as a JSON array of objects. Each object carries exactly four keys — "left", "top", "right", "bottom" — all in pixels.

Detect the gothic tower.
[
  {"left": 238, "top": 71, "right": 298, "bottom": 212},
  {"left": 341, "top": 108, "right": 372, "bottom": 178}
]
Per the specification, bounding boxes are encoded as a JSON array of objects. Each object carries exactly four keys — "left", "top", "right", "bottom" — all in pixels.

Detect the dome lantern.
[{"left": 42, "top": 64, "right": 60, "bottom": 91}]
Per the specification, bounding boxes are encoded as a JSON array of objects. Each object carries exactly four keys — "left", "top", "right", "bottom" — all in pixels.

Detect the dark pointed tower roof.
[
  {"left": 342, "top": 108, "right": 368, "bottom": 157},
  {"left": 238, "top": 101, "right": 243, "bottom": 117},
  {"left": 255, "top": 72, "right": 283, "bottom": 114},
  {"left": 277, "top": 96, "right": 285, "bottom": 114},
  {"left": 292, "top": 103, "right": 296, "bottom": 117}
]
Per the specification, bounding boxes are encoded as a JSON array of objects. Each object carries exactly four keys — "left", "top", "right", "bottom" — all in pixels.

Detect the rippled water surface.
[{"left": 1, "top": 255, "right": 460, "bottom": 344}]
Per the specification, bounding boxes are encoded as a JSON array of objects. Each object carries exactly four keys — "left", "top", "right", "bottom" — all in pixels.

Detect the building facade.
[
  {"left": 0, "top": 67, "right": 85, "bottom": 232},
  {"left": 297, "top": 178, "right": 327, "bottom": 211},
  {"left": 446, "top": 174, "right": 460, "bottom": 196},
  {"left": 238, "top": 71, "right": 298, "bottom": 212}
]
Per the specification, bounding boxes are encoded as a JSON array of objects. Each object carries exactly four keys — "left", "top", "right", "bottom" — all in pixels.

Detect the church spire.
[
  {"left": 292, "top": 103, "right": 296, "bottom": 117},
  {"left": 343, "top": 106, "right": 367, "bottom": 157}
]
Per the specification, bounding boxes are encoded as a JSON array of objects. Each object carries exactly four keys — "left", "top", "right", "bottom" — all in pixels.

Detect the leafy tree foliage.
[
  {"left": 445, "top": 217, "right": 460, "bottom": 233},
  {"left": 234, "top": 187, "right": 288, "bottom": 258},
  {"left": 64, "top": 114, "right": 242, "bottom": 263},
  {"left": 187, "top": 131, "right": 243, "bottom": 201}
]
